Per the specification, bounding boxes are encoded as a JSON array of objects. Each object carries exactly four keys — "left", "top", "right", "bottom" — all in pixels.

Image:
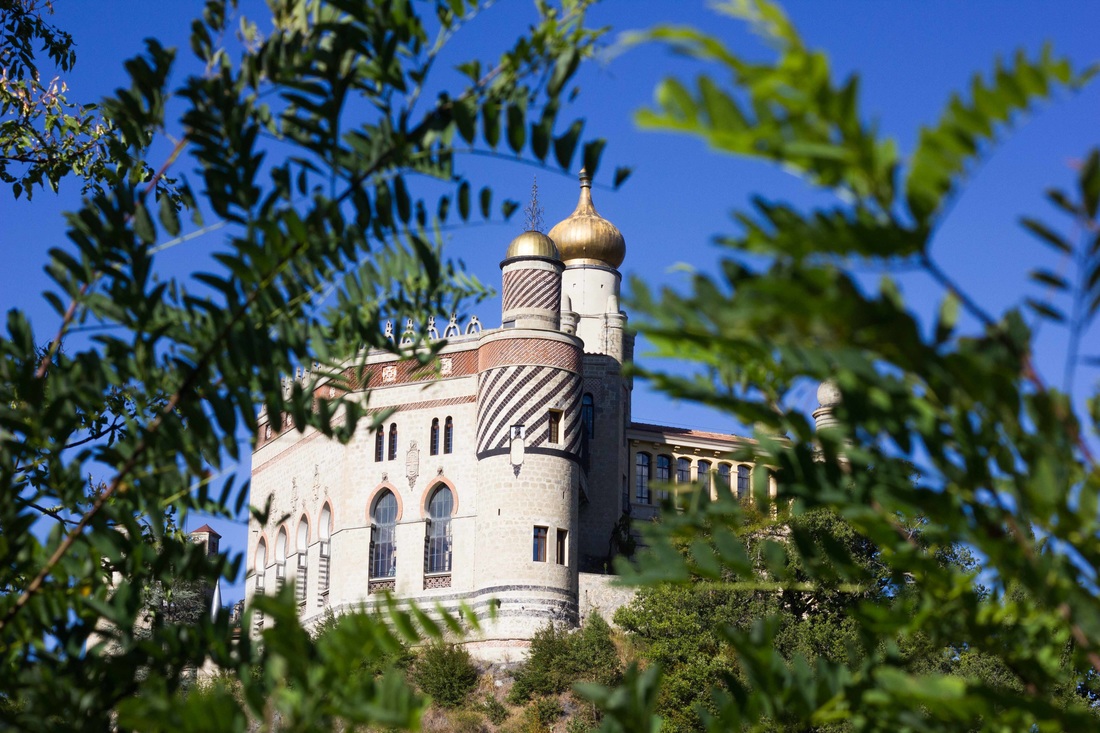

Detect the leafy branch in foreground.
[
  {"left": 0, "top": 0, "right": 612, "bottom": 729},
  {"left": 591, "top": 0, "right": 1100, "bottom": 730}
]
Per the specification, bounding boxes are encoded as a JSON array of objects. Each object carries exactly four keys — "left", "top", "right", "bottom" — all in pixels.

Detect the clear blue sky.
[{"left": 3, "top": 1, "right": 1098, "bottom": 602}]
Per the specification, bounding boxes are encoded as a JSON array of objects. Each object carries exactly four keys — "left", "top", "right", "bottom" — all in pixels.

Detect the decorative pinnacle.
[
  {"left": 523, "top": 175, "right": 545, "bottom": 232},
  {"left": 578, "top": 167, "right": 591, "bottom": 188}
]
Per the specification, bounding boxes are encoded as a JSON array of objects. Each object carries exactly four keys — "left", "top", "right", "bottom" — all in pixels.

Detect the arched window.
[
  {"left": 318, "top": 504, "right": 332, "bottom": 597},
  {"left": 275, "top": 527, "right": 287, "bottom": 564},
  {"left": 296, "top": 516, "right": 309, "bottom": 554},
  {"left": 295, "top": 516, "right": 309, "bottom": 604},
  {"left": 581, "top": 394, "right": 595, "bottom": 439},
  {"left": 370, "top": 491, "right": 398, "bottom": 578},
  {"left": 737, "top": 464, "right": 751, "bottom": 500},
  {"left": 275, "top": 527, "right": 288, "bottom": 590},
  {"left": 255, "top": 538, "right": 267, "bottom": 590},
  {"left": 430, "top": 418, "right": 440, "bottom": 455},
  {"left": 655, "top": 454, "right": 672, "bottom": 501},
  {"left": 374, "top": 430, "right": 384, "bottom": 462},
  {"left": 444, "top": 416, "right": 454, "bottom": 454},
  {"left": 635, "top": 452, "right": 651, "bottom": 504},
  {"left": 425, "top": 486, "right": 453, "bottom": 574},
  {"left": 697, "top": 460, "right": 712, "bottom": 488},
  {"left": 676, "top": 457, "right": 692, "bottom": 483},
  {"left": 387, "top": 423, "right": 398, "bottom": 461},
  {"left": 718, "top": 463, "right": 732, "bottom": 491}
]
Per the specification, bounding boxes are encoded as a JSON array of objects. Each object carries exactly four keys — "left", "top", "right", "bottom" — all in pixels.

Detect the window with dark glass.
[
  {"left": 737, "top": 465, "right": 751, "bottom": 499},
  {"left": 533, "top": 526, "right": 548, "bottom": 562},
  {"left": 387, "top": 423, "right": 398, "bottom": 461},
  {"left": 697, "top": 460, "right": 712, "bottom": 488},
  {"left": 370, "top": 491, "right": 398, "bottom": 578},
  {"left": 676, "top": 457, "right": 692, "bottom": 483},
  {"left": 548, "top": 409, "right": 562, "bottom": 444},
  {"left": 556, "top": 529, "right": 567, "bottom": 565},
  {"left": 581, "top": 394, "right": 595, "bottom": 439},
  {"left": 425, "top": 486, "right": 453, "bottom": 574},
  {"left": 375, "top": 430, "right": 384, "bottom": 462},
  {"left": 655, "top": 454, "right": 672, "bottom": 500},
  {"left": 430, "top": 418, "right": 439, "bottom": 456},
  {"left": 635, "top": 452, "right": 651, "bottom": 504},
  {"left": 444, "top": 416, "right": 453, "bottom": 453},
  {"left": 718, "top": 463, "right": 732, "bottom": 491}
]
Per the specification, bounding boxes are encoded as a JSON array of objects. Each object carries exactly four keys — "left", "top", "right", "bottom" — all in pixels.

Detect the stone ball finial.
[{"left": 817, "top": 379, "right": 841, "bottom": 408}]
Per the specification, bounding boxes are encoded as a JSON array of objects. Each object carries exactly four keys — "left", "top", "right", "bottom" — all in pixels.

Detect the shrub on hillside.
[
  {"left": 508, "top": 613, "right": 622, "bottom": 703},
  {"left": 413, "top": 642, "right": 479, "bottom": 708}
]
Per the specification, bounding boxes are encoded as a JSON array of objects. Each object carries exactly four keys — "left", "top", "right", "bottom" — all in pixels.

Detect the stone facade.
[{"left": 246, "top": 173, "right": 760, "bottom": 660}]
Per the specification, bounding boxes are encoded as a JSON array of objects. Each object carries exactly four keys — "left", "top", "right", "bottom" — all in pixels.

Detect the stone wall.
[{"left": 578, "top": 572, "right": 636, "bottom": 627}]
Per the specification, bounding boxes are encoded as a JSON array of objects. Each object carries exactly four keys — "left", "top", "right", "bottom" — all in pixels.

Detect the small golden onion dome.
[
  {"left": 505, "top": 230, "right": 559, "bottom": 260},
  {"left": 547, "top": 169, "right": 625, "bottom": 268}
]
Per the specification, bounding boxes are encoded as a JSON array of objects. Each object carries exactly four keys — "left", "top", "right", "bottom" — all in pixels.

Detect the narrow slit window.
[
  {"left": 374, "top": 430, "right": 384, "bottom": 462},
  {"left": 388, "top": 423, "right": 398, "bottom": 461},
  {"left": 430, "top": 418, "right": 439, "bottom": 456},
  {"left": 581, "top": 393, "right": 595, "bottom": 439},
  {"left": 548, "top": 410, "right": 562, "bottom": 444},
  {"left": 444, "top": 416, "right": 454, "bottom": 453},
  {"left": 556, "top": 528, "right": 567, "bottom": 566}
]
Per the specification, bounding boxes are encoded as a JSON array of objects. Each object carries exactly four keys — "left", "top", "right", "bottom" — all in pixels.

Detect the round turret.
[
  {"left": 505, "top": 230, "right": 559, "bottom": 260},
  {"left": 547, "top": 169, "right": 625, "bottom": 268}
]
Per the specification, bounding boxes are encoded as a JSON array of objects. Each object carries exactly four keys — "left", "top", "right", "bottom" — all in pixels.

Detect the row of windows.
[
  {"left": 374, "top": 417, "right": 454, "bottom": 462},
  {"left": 634, "top": 453, "right": 751, "bottom": 504}
]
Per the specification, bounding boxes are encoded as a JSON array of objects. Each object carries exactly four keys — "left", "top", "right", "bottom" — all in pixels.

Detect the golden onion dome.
[
  {"left": 547, "top": 169, "right": 625, "bottom": 268},
  {"left": 505, "top": 230, "right": 559, "bottom": 260}
]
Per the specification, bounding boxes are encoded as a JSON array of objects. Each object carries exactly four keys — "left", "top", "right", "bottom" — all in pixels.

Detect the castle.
[{"left": 245, "top": 171, "right": 777, "bottom": 659}]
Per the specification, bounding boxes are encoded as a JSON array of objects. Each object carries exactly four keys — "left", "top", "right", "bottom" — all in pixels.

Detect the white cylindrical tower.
[{"left": 470, "top": 233, "right": 583, "bottom": 657}]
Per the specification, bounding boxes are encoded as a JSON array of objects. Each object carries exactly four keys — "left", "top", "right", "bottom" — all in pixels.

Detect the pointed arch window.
[
  {"left": 737, "top": 465, "right": 751, "bottom": 500},
  {"left": 635, "top": 452, "right": 651, "bottom": 504},
  {"left": 444, "top": 416, "right": 454, "bottom": 454},
  {"left": 275, "top": 527, "right": 288, "bottom": 591},
  {"left": 370, "top": 491, "right": 398, "bottom": 578},
  {"left": 387, "top": 423, "right": 398, "bottom": 461},
  {"left": 255, "top": 538, "right": 267, "bottom": 592},
  {"left": 295, "top": 516, "right": 309, "bottom": 605},
  {"left": 581, "top": 394, "right": 595, "bottom": 439},
  {"left": 430, "top": 418, "right": 440, "bottom": 456},
  {"left": 425, "top": 486, "right": 453, "bottom": 575},
  {"left": 318, "top": 504, "right": 332, "bottom": 602},
  {"left": 374, "top": 430, "right": 384, "bottom": 462}
]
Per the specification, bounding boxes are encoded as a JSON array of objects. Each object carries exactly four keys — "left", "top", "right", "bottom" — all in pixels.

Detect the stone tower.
[
  {"left": 548, "top": 171, "right": 632, "bottom": 568},
  {"left": 471, "top": 230, "right": 584, "bottom": 653}
]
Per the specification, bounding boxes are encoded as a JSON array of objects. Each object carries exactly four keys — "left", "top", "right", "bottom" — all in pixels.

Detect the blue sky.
[{"left": 3, "top": 1, "right": 1098, "bottom": 602}]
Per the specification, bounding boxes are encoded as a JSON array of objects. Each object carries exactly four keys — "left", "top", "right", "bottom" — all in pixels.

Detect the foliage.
[
  {"left": 0, "top": 0, "right": 138, "bottom": 199},
  {"left": 413, "top": 642, "right": 479, "bottom": 709},
  {"left": 509, "top": 613, "right": 621, "bottom": 704},
  {"left": 477, "top": 692, "right": 510, "bottom": 725},
  {"left": 0, "top": 0, "right": 612, "bottom": 729},
  {"left": 584, "top": 1, "right": 1100, "bottom": 730}
]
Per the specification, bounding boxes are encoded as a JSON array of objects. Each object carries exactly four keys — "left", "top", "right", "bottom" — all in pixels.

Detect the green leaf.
[
  {"left": 1020, "top": 216, "right": 1072, "bottom": 254},
  {"left": 613, "top": 166, "right": 633, "bottom": 190},
  {"left": 1030, "top": 268, "right": 1069, "bottom": 291},
  {"left": 133, "top": 201, "right": 156, "bottom": 244},
  {"left": 582, "top": 139, "right": 606, "bottom": 178},
  {"left": 479, "top": 186, "right": 491, "bottom": 219},
  {"left": 1080, "top": 148, "right": 1100, "bottom": 218},
  {"left": 457, "top": 180, "right": 470, "bottom": 221},
  {"left": 506, "top": 100, "right": 526, "bottom": 154},
  {"left": 554, "top": 120, "right": 583, "bottom": 171}
]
